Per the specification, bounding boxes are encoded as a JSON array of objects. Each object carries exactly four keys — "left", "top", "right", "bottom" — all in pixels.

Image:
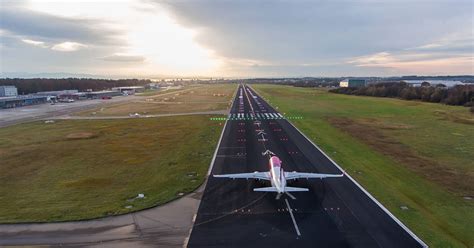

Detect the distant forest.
[
  {"left": 330, "top": 82, "right": 474, "bottom": 111},
  {"left": 0, "top": 78, "right": 152, "bottom": 94}
]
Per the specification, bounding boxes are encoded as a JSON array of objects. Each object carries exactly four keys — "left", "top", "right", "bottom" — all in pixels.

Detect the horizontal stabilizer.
[
  {"left": 254, "top": 187, "right": 278, "bottom": 192},
  {"left": 284, "top": 187, "right": 309, "bottom": 192},
  {"left": 253, "top": 187, "right": 309, "bottom": 192},
  {"left": 284, "top": 171, "right": 344, "bottom": 180}
]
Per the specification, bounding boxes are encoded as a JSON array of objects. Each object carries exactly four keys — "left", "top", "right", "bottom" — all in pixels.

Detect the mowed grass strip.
[
  {"left": 0, "top": 116, "right": 223, "bottom": 223},
  {"left": 76, "top": 84, "right": 236, "bottom": 117},
  {"left": 253, "top": 84, "right": 473, "bottom": 248}
]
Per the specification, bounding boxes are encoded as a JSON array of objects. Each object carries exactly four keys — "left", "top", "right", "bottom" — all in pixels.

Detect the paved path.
[{"left": 50, "top": 110, "right": 228, "bottom": 120}]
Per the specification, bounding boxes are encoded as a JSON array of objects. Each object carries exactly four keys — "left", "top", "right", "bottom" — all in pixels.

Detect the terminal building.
[
  {"left": 339, "top": 79, "right": 366, "bottom": 88},
  {"left": 0, "top": 86, "right": 125, "bottom": 108},
  {"left": 0, "top": 95, "right": 48, "bottom": 109},
  {"left": 112, "top": 86, "right": 145, "bottom": 94},
  {"left": 85, "top": 90, "right": 122, "bottom": 99},
  {"left": 34, "top": 90, "right": 81, "bottom": 102},
  {"left": 35, "top": 90, "right": 79, "bottom": 98},
  {"left": 0, "top": 85, "right": 18, "bottom": 97},
  {"left": 0, "top": 85, "right": 49, "bottom": 108}
]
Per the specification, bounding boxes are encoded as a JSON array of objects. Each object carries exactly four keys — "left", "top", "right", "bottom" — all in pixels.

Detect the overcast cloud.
[{"left": 0, "top": 0, "right": 472, "bottom": 77}]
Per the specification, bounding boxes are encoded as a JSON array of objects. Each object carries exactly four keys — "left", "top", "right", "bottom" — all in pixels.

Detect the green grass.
[
  {"left": 253, "top": 84, "right": 473, "bottom": 248},
  {"left": 0, "top": 116, "right": 223, "bottom": 223}
]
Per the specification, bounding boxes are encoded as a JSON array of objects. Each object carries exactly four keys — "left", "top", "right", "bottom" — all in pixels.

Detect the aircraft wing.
[
  {"left": 284, "top": 171, "right": 343, "bottom": 180},
  {"left": 214, "top": 171, "right": 271, "bottom": 180}
]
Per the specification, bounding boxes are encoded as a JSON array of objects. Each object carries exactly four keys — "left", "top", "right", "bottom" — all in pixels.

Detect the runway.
[{"left": 187, "top": 84, "right": 426, "bottom": 247}]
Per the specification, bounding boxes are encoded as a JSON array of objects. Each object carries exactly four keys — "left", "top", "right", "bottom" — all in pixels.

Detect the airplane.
[{"left": 214, "top": 156, "right": 343, "bottom": 200}]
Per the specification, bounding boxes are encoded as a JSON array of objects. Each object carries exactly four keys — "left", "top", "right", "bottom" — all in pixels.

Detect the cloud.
[
  {"left": 348, "top": 52, "right": 396, "bottom": 67},
  {"left": 347, "top": 39, "right": 474, "bottom": 75},
  {"left": 161, "top": 1, "right": 472, "bottom": 59},
  {"left": 0, "top": 6, "right": 123, "bottom": 46},
  {"left": 21, "top": 38, "right": 48, "bottom": 48},
  {"left": 2, "top": 0, "right": 473, "bottom": 77},
  {"left": 158, "top": 0, "right": 473, "bottom": 76},
  {"left": 100, "top": 53, "right": 146, "bottom": 62},
  {"left": 51, "top": 42, "right": 87, "bottom": 52},
  {"left": 348, "top": 31, "right": 474, "bottom": 71}
]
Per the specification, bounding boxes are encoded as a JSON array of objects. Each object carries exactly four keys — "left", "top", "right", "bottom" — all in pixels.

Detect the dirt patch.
[
  {"left": 65, "top": 132, "right": 98, "bottom": 140},
  {"left": 329, "top": 117, "right": 473, "bottom": 196},
  {"left": 402, "top": 101, "right": 423, "bottom": 106},
  {"left": 358, "top": 118, "right": 414, "bottom": 130},
  {"left": 434, "top": 110, "right": 474, "bottom": 125}
]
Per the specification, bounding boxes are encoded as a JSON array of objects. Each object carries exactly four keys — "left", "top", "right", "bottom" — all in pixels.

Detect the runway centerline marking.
[{"left": 285, "top": 199, "right": 301, "bottom": 237}]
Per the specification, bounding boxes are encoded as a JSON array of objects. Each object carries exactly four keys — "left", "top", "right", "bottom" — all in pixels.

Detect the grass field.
[
  {"left": 0, "top": 116, "right": 223, "bottom": 223},
  {"left": 253, "top": 84, "right": 473, "bottom": 248},
  {"left": 76, "top": 84, "right": 236, "bottom": 116}
]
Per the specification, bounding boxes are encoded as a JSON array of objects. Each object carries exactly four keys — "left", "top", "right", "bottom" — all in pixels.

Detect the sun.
[
  {"left": 26, "top": 0, "right": 220, "bottom": 76},
  {"left": 126, "top": 6, "right": 220, "bottom": 75}
]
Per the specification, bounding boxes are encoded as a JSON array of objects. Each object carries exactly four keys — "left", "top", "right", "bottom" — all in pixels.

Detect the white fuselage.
[{"left": 269, "top": 156, "right": 286, "bottom": 193}]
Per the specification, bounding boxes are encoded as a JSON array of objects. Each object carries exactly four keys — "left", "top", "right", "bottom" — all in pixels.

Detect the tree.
[
  {"left": 420, "top": 87, "right": 434, "bottom": 101},
  {"left": 400, "top": 87, "right": 418, "bottom": 100},
  {"left": 430, "top": 88, "right": 446, "bottom": 102},
  {"left": 421, "top": 81, "right": 431, "bottom": 87},
  {"left": 329, "top": 82, "right": 473, "bottom": 108}
]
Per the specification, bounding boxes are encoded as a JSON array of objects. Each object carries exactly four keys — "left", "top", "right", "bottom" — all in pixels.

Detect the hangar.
[
  {"left": 339, "top": 79, "right": 366, "bottom": 88},
  {"left": 0, "top": 95, "right": 49, "bottom": 109}
]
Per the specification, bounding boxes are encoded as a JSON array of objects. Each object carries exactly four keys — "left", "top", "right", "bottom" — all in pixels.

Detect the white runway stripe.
[{"left": 285, "top": 199, "right": 301, "bottom": 236}]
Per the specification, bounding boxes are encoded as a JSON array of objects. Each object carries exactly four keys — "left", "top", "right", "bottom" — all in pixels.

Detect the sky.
[{"left": 0, "top": 0, "right": 473, "bottom": 78}]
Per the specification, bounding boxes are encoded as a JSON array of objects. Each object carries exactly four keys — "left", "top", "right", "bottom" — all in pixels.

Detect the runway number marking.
[{"left": 285, "top": 199, "right": 301, "bottom": 237}]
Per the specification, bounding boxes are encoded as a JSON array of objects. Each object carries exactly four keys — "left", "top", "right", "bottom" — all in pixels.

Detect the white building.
[
  {"left": 0, "top": 85, "right": 18, "bottom": 97},
  {"left": 112, "top": 86, "right": 145, "bottom": 93},
  {"left": 339, "top": 79, "right": 366, "bottom": 88}
]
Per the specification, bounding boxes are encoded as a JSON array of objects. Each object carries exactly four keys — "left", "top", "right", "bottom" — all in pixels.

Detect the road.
[
  {"left": 186, "top": 84, "right": 427, "bottom": 247},
  {"left": 0, "top": 95, "right": 141, "bottom": 128},
  {"left": 49, "top": 110, "right": 228, "bottom": 120}
]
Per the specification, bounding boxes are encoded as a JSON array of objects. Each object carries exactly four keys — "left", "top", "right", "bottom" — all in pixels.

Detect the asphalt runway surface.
[{"left": 187, "top": 84, "right": 426, "bottom": 248}]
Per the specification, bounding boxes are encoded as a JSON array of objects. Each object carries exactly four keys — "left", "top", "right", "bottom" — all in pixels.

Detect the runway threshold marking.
[{"left": 285, "top": 199, "right": 301, "bottom": 237}]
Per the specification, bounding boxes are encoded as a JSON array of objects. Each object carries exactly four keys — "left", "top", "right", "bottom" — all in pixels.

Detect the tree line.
[
  {"left": 0, "top": 78, "right": 152, "bottom": 95},
  {"left": 330, "top": 82, "right": 474, "bottom": 112}
]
